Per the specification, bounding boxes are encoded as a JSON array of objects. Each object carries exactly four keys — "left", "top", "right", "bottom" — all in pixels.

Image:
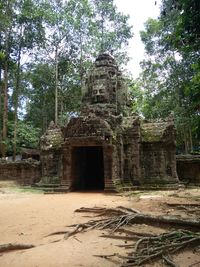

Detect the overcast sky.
[{"left": 114, "top": 0, "right": 162, "bottom": 78}]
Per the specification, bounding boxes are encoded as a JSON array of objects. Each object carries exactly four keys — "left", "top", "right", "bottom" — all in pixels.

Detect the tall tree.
[
  {"left": 25, "top": 63, "right": 55, "bottom": 132},
  {"left": 138, "top": 0, "right": 200, "bottom": 153},
  {"left": 0, "top": 0, "right": 133, "bottom": 156},
  {"left": 11, "top": 0, "right": 45, "bottom": 160},
  {"left": 0, "top": 0, "right": 45, "bottom": 158},
  {"left": 0, "top": 0, "right": 15, "bottom": 157},
  {"left": 25, "top": 0, "right": 133, "bottom": 129},
  {"left": 91, "top": 0, "right": 132, "bottom": 62}
]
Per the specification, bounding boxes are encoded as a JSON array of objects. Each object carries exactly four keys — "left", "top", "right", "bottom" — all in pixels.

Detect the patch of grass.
[{"left": 7, "top": 186, "right": 43, "bottom": 194}]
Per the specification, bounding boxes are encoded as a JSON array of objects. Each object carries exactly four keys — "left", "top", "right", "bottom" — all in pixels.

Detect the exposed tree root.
[
  {"left": 47, "top": 206, "right": 200, "bottom": 266},
  {"left": 188, "top": 261, "right": 200, "bottom": 267},
  {"left": 75, "top": 206, "right": 140, "bottom": 217},
  {"left": 0, "top": 243, "right": 35, "bottom": 253},
  {"left": 46, "top": 231, "right": 69, "bottom": 237},
  {"left": 120, "top": 230, "right": 200, "bottom": 266},
  {"left": 162, "top": 255, "right": 179, "bottom": 267},
  {"left": 164, "top": 203, "right": 200, "bottom": 214},
  {"left": 165, "top": 203, "right": 200, "bottom": 208},
  {"left": 48, "top": 206, "right": 200, "bottom": 239},
  {"left": 115, "top": 228, "right": 155, "bottom": 237},
  {"left": 69, "top": 207, "right": 200, "bottom": 235},
  {"left": 99, "top": 234, "right": 139, "bottom": 241},
  {"left": 93, "top": 253, "right": 117, "bottom": 259}
]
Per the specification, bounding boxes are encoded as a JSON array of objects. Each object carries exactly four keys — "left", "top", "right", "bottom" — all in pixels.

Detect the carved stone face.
[{"left": 92, "top": 79, "right": 108, "bottom": 103}]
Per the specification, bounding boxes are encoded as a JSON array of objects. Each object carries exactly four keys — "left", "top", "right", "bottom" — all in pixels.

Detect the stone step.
[
  {"left": 33, "top": 183, "right": 61, "bottom": 188},
  {"left": 43, "top": 187, "right": 69, "bottom": 193},
  {"left": 118, "top": 183, "right": 182, "bottom": 192},
  {"left": 31, "top": 183, "right": 69, "bottom": 193}
]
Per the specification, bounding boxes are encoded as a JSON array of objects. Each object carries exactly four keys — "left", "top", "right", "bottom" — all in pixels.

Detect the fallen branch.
[{"left": 0, "top": 243, "right": 35, "bottom": 253}]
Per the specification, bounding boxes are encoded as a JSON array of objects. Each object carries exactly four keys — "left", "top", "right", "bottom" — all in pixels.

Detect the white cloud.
[{"left": 114, "top": 0, "right": 162, "bottom": 78}]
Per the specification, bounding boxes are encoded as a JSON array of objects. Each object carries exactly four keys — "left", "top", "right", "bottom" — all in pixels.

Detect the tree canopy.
[
  {"left": 0, "top": 0, "right": 199, "bottom": 157},
  {"left": 137, "top": 0, "right": 200, "bottom": 153},
  {"left": 0, "top": 0, "right": 133, "bottom": 157}
]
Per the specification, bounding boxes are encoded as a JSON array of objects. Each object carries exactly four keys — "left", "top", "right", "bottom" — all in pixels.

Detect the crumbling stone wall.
[
  {"left": 140, "top": 119, "right": 178, "bottom": 184},
  {"left": 0, "top": 160, "right": 41, "bottom": 185},
  {"left": 40, "top": 121, "right": 63, "bottom": 184},
  {"left": 176, "top": 155, "right": 200, "bottom": 184},
  {"left": 140, "top": 143, "right": 177, "bottom": 184},
  {"left": 40, "top": 150, "right": 62, "bottom": 183},
  {"left": 122, "top": 116, "right": 141, "bottom": 184}
]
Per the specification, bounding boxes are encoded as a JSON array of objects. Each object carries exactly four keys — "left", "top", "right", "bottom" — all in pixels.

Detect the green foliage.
[
  {"left": 16, "top": 121, "right": 41, "bottom": 149},
  {"left": 0, "top": 0, "right": 47, "bottom": 157},
  {"left": 90, "top": 0, "right": 133, "bottom": 58},
  {"left": 24, "top": 63, "right": 55, "bottom": 130},
  {"left": 138, "top": 0, "right": 200, "bottom": 153},
  {"left": 24, "top": 0, "right": 133, "bottom": 130},
  {"left": 0, "top": 0, "right": 133, "bottom": 156},
  {"left": 127, "top": 78, "right": 144, "bottom": 115},
  {"left": 7, "top": 120, "right": 40, "bottom": 155},
  {"left": 161, "top": 0, "right": 200, "bottom": 53}
]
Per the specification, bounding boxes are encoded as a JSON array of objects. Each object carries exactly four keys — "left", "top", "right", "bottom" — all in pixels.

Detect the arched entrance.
[{"left": 71, "top": 146, "right": 104, "bottom": 191}]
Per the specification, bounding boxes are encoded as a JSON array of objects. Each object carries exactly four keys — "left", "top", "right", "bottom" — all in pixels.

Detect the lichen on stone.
[
  {"left": 40, "top": 122, "right": 63, "bottom": 151},
  {"left": 141, "top": 121, "right": 173, "bottom": 143}
]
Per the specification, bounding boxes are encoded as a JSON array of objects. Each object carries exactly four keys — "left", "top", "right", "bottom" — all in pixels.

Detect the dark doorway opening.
[{"left": 71, "top": 146, "right": 104, "bottom": 191}]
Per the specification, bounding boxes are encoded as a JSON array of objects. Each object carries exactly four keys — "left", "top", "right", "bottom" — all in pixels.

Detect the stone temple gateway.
[{"left": 40, "top": 54, "right": 179, "bottom": 191}]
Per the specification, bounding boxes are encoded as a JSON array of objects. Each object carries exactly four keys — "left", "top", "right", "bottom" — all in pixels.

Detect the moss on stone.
[
  {"left": 41, "top": 128, "right": 63, "bottom": 151},
  {"left": 141, "top": 122, "right": 171, "bottom": 142}
]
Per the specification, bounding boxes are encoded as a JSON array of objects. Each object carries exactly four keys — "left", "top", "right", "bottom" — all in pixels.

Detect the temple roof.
[
  {"left": 40, "top": 122, "right": 63, "bottom": 151},
  {"left": 63, "top": 116, "right": 113, "bottom": 139},
  {"left": 141, "top": 121, "right": 174, "bottom": 143}
]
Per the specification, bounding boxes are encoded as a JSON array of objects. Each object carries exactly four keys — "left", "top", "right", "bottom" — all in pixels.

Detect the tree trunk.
[
  {"left": 60, "top": 91, "right": 63, "bottom": 124},
  {"left": 1, "top": 1, "right": 12, "bottom": 158},
  {"left": 12, "top": 28, "right": 22, "bottom": 161},
  {"left": 2, "top": 56, "right": 8, "bottom": 158},
  {"left": 79, "top": 30, "right": 84, "bottom": 87},
  {"left": 189, "top": 124, "right": 193, "bottom": 152},
  {"left": 55, "top": 47, "right": 58, "bottom": 125},
  {"left": 183, "top": 125, "right": 189, "bottom": 154},
  {"left": 100, "top": 15, "right": 104, "bottom": 52},
  {"left": 0, "top": 32, "right": 2, "bottom": 145},
  {"left": 42, "top": 91, "right": 46, "bottom": 133}
]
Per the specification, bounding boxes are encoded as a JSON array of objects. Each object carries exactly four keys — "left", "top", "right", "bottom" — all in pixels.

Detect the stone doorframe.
[{"left": 61, "top": 137, "right": 115, "bottom": 191}]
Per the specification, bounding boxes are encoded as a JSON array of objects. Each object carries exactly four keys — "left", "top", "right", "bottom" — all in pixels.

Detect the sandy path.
[
  {"left": 0, "top": 188, "right": 200, "bottom": 267},
  {"left": 0, "top": 192, "right": 131, "bottom": 267}
]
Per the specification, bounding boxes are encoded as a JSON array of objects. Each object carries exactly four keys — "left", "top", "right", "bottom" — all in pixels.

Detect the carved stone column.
[
  {"left": 103, "top": 144, "right": 115, "bottom": 191},
  {"left": 61, "top": 145, "right": 72, "bottom": 190}
]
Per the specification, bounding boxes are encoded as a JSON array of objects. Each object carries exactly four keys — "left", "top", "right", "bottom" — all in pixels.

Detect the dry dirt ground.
[{"left": 0, "top": 181, "right": 200, "bottom": 267}]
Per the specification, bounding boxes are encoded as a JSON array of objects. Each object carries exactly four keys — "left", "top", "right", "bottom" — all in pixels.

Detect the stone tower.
[
  {"left": 59, "top": 53, "right": 179, "bottom": 191},
  {"left": 81, "top": 53, "right": 128, "bottom": 114}
]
